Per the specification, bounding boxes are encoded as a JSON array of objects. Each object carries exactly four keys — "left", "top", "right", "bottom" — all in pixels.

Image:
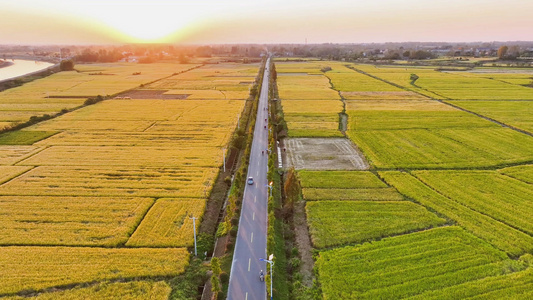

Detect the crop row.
[
  {"left": 275, "top": 61, "right": 344, "bottom": 137},
  {"left": 349, "top": 127, "right": 533, "bottom": 169},
  {"left": 413, "top": 170, "right": 533, "bottom": 236},
  {"left": 306, "top": 200, "right": 446, "bottom": 248},
  {"left": 316, "top": 226, "right": 513, "bottom": 299},
  {"left": 5, "top": 281, "right": 172, "bottom": 300},
  {"left": 0, "top": 196, "right": 153, "bottom": 246},
  {"left": 380, "top": 171, "right": 533, "bottom": 256},
  {"left": 0, "top": 246, "right": 188, "bottom": 294},
  {"left": 0, "top": 166, "right": 217, "bottom": 198}
]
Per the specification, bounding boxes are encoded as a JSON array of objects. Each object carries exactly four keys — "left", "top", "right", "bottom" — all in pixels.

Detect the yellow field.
[
  {"left": 0, "top": 166, "right": 217, "bottom": 198},
  {"left": 0, "top": 247, "right": 188, "bottom": 294},
  {"left": 0, "top": 196, "right": 154, "bottom": 246},
  {"left": 341, "top": 91, "right": 428, "bottom": 100},
  {"left": 145, "top": 63, "right": 258, "bottom": 92},
  {"left": 0, "top": 166, "right": 32, "bottom": 184},
  {"left": 0, "top": 61, "right": 259, "bottom": 296},
  {"left": 5, "top": 281, "right": 171, "bottom": 300},
  {"left": 0, "top": 62, "right": 199, "bottom": 125},
  {"left": 126, "top": 198, "right": 206, "bottom": 247},
  {"left": 0, "top": 146, "right": 42, "bottom": 165}
]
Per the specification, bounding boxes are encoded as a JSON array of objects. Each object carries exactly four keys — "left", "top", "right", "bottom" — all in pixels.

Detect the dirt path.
[{"left": 294, "top": 199, "right": 314, "bottom": 286}]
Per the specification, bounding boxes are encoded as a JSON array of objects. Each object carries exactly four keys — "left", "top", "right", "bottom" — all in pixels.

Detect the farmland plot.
[
  {"left": 4, "top": 281, "right": 172, "bottom": 300},
  {"left": 299, "top": 170, "right": 442, "bottom": 248},
  {"left": 316, "top": 226, "right": 519, "bottom": 300},
  {"left": 501, "top": 164, "right": 533, "bottom": 184},
  {"left": 0, "top": 247, "right": 188, "bottom": 294},
  {"left": 0, "top": 62, "right": 198, "bottom": 126},
  {"left": 0, "top": 61, "right": 258, "bottom": 296},
  {"left": 413, "top": 170, "right": 533, "bottom": 236},
  {"left": 275, "top": 60, "right": 344, "bottom": 137},
  {"left": 380, "top": 171, "right": 533, "bottom": 256},
  {"left": 450, "top": 100, "right": 533, "bottom": 133},
  {"left": 306, "top": 201, "right": 445, "bottom": 248},
  {"left": 349, "top": 127, "right": 533, "bottom": 169},
  {"left": 288, "top": 60, "right": 533, "bottom": 299},
  {"left": 0, "top": 196, "right": 153, "bottom": 246},
  {"left": 126, "top": 198, "right": 205, "bottom": 247}
]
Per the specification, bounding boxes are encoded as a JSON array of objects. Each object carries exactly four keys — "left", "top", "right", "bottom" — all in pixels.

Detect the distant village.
[{"left": 1, "top": 42, "right": 533, "bottom": 66}]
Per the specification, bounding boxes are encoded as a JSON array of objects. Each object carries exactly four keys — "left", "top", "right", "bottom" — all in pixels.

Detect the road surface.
[{"left": 227, "top": 57, "right": 271, "bottom": 300}]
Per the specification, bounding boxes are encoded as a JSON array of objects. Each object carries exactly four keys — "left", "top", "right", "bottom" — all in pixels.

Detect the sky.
[{"left": 1, "top": 0, "right": 532, "bottom": 45}]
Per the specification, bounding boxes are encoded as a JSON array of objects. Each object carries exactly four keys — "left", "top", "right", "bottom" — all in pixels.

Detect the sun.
[{"left": 78, "top": 3, "right": 200, "bottom": 42}]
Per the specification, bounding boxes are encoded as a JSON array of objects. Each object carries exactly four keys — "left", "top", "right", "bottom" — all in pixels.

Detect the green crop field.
[
  {"left": 316, "top": 226, "right": 528, "bottom": 300},
  {"left": 450, "top": 100, "right": 533, "bottom": 133},
  {"left": 0, "top": 60, "right": 259, "bottom": 297},
  {"left": 380, "top": 171, "right": 533, "bottom": 256},
  {"left": 413, "top": 170, "right": 533, "bottom": 236},
  {"left": 307, "top": 200, "right": 445, "bottom": 248},
  {"left": 299, "top": 171, "right": 443, "bottom": 248},
  {"left": 500, "top": 164, "right": 533, "bottom": 184},
  {"left": 285, "top": 60, "right": 533, "bottom": 299}
]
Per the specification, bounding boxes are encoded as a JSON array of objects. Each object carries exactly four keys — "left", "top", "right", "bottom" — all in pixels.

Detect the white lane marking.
[
  {"left": 251, "top": 232, "right": 254, "bottom": 243},
  {"left": 257, "top": 170, "right": 259, "bottom": 176},
  {"left": 246, "top": 292, "right": 248, "bottom": 300},
  {"left": 254, "top": 196, "right": 256, "bottom": 203},
  {"left": 253, "top": 212, "right": 255, "bottom": 220},
  {"left": 257, "top": 160, "right": 260, "bottom": 166},
  {"left": 248, "top": 258, "right": 251, "bottom": 272}
]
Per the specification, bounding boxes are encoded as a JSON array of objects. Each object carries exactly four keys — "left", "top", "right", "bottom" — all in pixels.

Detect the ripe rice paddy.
[{"left": 0, "top": 60, "right": 259, "bottom": 296}]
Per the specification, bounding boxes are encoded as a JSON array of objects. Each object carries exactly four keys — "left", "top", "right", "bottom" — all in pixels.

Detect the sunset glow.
[{"left": 1, "top": 0, "right": 533, "bottom": 44}]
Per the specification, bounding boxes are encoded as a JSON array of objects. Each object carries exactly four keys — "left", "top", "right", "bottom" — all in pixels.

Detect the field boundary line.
[
  {"left": 313, "top": 223, "right": 454, "bottom": 252},
  {"left": 12, "top": 146, "right": 50, "bottom": 166},
  {"left": 410, "top": 172, "right": 533, "bottom": 241},
  {"left": 0, "top": 273, "right": 182, "bottom": 298},
  {"left": 0, "top": 165, "right": 36, "bottom": 186},
  {"left": 323, "top": 69, "right": 348, "bottom": 135},
  {"left": 122, "top": 197, "right": 158, "bottom": 246},
  {"left": 346, "top": 64, "right": 533, "bottom": 138}
]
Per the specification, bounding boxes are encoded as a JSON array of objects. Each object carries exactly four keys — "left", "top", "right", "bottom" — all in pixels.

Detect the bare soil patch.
[
  {"left": 284, "top": 138, "right": 369, "bottom": 170},
  {"left": 119, "top": 90, "right": 189, "bottom": 99}
]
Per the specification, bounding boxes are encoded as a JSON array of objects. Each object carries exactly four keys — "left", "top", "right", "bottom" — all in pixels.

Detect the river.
[{"left": 0, "top": 59, "right": 55, "bottom": 81}]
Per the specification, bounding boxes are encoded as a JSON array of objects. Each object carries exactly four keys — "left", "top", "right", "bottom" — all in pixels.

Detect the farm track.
[{"left": 347, "top": 65, "right": 533, "bottom": 138}]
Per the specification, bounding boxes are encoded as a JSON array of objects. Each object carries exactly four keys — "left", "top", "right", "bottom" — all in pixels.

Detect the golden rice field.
[
  {"left": 0, "top": 60, "right": 258, "bottom": 296},
  {"left": 5, "top": 281, "right": 172, "bottom": 300},
  {"left": 126, "top": 198, "right": 206, "bottom": 247},
  {"left": 0, "top": 196, "right": 154, "bottom": 246},
  {"left": 0, "top": 247, "right": 188, "bottom": 294},
  {"left": 0, "top": 62, "right": 198, "bottom": 126}
]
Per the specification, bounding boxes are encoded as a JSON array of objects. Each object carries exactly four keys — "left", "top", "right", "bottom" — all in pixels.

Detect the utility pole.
[
  {"left": 260, "top": 254, "right": 274, "bottom": 300},
  {"left": 190, "top": 216, "right": 198, "bottom": 256},
  {"left": 223, "top": 148, "right": 226, "bottom": 172}
]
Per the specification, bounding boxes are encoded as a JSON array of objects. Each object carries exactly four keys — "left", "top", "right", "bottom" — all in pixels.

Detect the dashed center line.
[
  {"left": 248, "top": 258, "right": 251, "bottom": 271},
  {"left": 253, "top": 212, "right": 255, "bottom": 220},
  {"left": 251, "top": 232, "right": 254, "bottom": 243},
  {"left": 245, "top": 292, "right": 248, "bottom": 300}
]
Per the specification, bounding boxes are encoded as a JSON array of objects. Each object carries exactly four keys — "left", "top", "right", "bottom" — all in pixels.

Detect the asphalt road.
[{"left": 227, "top": 57, "right": 271, "bottom": 300}]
